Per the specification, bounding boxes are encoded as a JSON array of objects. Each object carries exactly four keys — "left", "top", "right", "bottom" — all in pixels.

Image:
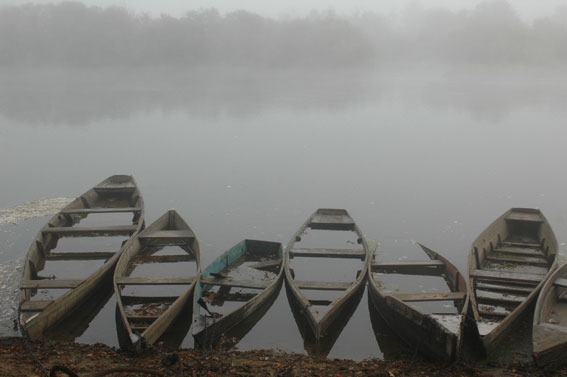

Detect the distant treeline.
[{"left": 0, "top": 1, "right": 566, "bottom": 68}]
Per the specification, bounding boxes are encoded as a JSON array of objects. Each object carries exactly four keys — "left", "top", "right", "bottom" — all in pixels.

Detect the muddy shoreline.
[{"left": 1, "top": 337, "right": 566, "bottom": 377}]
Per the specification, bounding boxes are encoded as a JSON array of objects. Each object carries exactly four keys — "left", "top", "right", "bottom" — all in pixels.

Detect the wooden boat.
[
  {"left": 193, "top": 239, "right": 283, "bottom": 349},
  {"left": 114, "top": 210, "right": 200, "bottom": 352},
  {"left": 367, "top": 243, "right": 469, "bottom": 361},
  {"left": 533, "top": 263, "right": 567, "bottom": 367},
  {"left": 284, "top": 209, "right": 369, "bottom": 347},
  {"left": 468, "top": 208, "right": 558, "bottom": 354},
  {"left": 18, "top": 175, "right": 144, "bottom": 341}
]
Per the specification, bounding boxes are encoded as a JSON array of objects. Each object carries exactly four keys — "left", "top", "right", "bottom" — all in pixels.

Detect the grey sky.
[{"left": 1, "top": 0, "right": 565, "bottom": 21}]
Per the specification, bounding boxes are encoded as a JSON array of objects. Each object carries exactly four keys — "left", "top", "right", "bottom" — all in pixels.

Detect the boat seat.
[
  {"left": 93, "top": 182, "right": 137, "bottom": 194},
  {"left": 505, "top": 212, "right": 543, "bottom": 223},
  {"left": 42, "top": 225, "right": 138, "bottom": 237},
  {"left": 502, "top": 241, "right": 541, "bottom": 248},
  {"left": 127, "top": 315, "right": 159, "bottom": 321},
  {"left": 475, "top": 282, "right": 532, "bottom": 295},
  {"left": 20, "top": 279, "right": 82, "bottom": 289},
  {"left": 115, "top": 277, "right": 195, "bottom": 285},
  {"left": 20, "top": 300, "right": 52, "bottom": 312},
  {"left": 211, "top": 292, "right": 257, "bottom": 303},
  {"left": 309, "top": 212, "right": 355, "bottom": 231},
  {"left": 372, "top": 260, "right": 445, "bottom": 275},
  {"left": 390, "top": 292, "right": 465, "bottom": 302},
  {"left": 138, "top": 230, "right": 195, "bottom": 245},
  {"left": 290, "top": 248, "right": 366, "bottom": 259},
  {"left": 476, "top": 294, "right": 524, "bottom": 306},
  {"left": 471, "top": 269, "right": 544, "bottom": 285},
  {"left": 200, "top": 276, "right": 271, "bottom": 290},
  {"left": 308, "top": 299, "right": 333, "bottom": 306},
  {"left": 479, "top": 309, "right": 509, "bottom": 319},
  {"left": 249, "top": 259, "right": 281, "bottom": 272},
  {"left": 61, "top": 207, "right": 142, "bottom": 214},
  {"left": 493, "top": 246, "right": 545, "bottom": 258},
  {"left": 121, "top": 296, "right": 178, "bottom": 305},
  {"left": 486, "top": 254, "right": 549, "bottom": 267},
  {"left": 294, "top": 280, "right": 352, "bottom": 291},
  {"left": 133, "top": 254, "right": 194, "bottom": 263},
  {"left": 46, "top": 252, "right": 115, "bottom": 261}
]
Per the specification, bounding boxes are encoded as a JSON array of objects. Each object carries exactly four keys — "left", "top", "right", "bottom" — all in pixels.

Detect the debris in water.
[{"left": 0, "top": 197, "right": 73, "bottom": 226}]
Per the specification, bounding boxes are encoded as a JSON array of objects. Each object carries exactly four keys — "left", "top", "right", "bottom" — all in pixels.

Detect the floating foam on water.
[
  {"left": 0, "top": 259, "right": 23, "bottom": 336},
  {"left": 0, "top": 197, "right": 73, "bottom": 226}
]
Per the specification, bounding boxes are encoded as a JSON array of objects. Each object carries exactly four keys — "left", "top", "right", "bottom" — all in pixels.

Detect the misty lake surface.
[{"left": 1, "top": 68, "right": 567, "bottom": 360}]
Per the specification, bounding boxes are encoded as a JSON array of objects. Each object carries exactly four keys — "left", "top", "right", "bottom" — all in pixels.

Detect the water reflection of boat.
[
  {"left": 19, "top": 175, "right": 144, "bottom": 341},
  {"left": 533, "top": 263, "right": 567, "bottom": 367},
  {"left": 114, "top": 210, "right": 200, "bottom": 352},
  {"left": 468, "top": 208, "right": 558, "bottom": 354},
  {"left": 193, "top": 239, "right": 283, "bottom": 349},
  {"left": 284, "top": 209, "right": 369, "bottom": 347},
  {"left": 367, "top": 292, "right": 415, "bottom": 360},
  {"left": 368, "top": 243, "right": 468, "bottom": 361}
]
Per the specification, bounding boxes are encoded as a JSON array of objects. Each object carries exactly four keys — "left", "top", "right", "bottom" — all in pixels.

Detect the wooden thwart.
[
  {"left": 20, "top": 279, "right": 82, "bottom": 289},
  {"left": 200, "top": 276, "right": 270, "bottom": 290},
  {"left": 138, "top": 230, "right": 195, "bottom": 243},
  {"left": 503, "top": 241, "right": 541, "bottom": 248},
  {"left": 290, "top": 248, "right": 366, "bottom": 259},
  {"left": 127, "top": 315, "right": 159, "bottom": 321},
  {"left": 134, "top": 254, "right": 194, "bottom": 263},
  {"left": 372, "top": 260, "right": 445, "bottom": 274},
  {"left": 472, "top": 269, "right": 544, "bottom": 285},
  {"left": 294, "top": 280, "right": 352, "bottom": 291},
  {"left": 121, "top": 296, "right": 178, "bottom": 305},
  {"left": 479, "top": 309, "right": 509, "bottom": 318},
  {"left": 506, "top": 212, "right": 543, "bottom": 222},
  {"left": 390, "top": 292, "right": 466, "bottom": 302},
  {"left": 476, "top": 294, "right": 523, "bottom": 306},
  {"left": 309, "top": 299, "right": 333, "bottom": 306},
  {"left": 249, "top": 259, "right": 281, "bottom": 272},
  {"left": 486, "top": 254, "right": 549, "bottom": 267},
  {"left": 554, "top": 278, "right": 567, "bottom": 288},
  {"left": 116, "top": 277, "right": 195, "bottom": 285},
  {"left": 46, "top": 252, "right": 115, "bottom": 261},
  {"left": 20, "top": 300, "right": 52, "bottom": 312},
  {"left": 309, "top": 212, "right": 355, "bottom": 231},
  {"left": 493, "top": 246, "right": 545, "bottom": 258},
  {"left": 475, "top": 282, "right": 532, "bottom": 295},
  {"left": 43, "top": 225, "right": 137, "bottom": 237}
]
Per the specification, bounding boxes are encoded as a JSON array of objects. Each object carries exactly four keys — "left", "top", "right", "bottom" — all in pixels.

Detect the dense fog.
[{"left": 0, "top": 1, "right": 566, "bottom": 69}]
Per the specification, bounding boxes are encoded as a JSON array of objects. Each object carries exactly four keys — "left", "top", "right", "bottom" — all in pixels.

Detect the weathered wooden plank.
[
  {"left": 479, "top": 309, "right": 509, "bottom": 318},
  {"left": 390, "top": 292, "right": 466, "bottom": 302},
  {"left": 309, "top": 212, "right": 355, "bottom": 231},
  {"left": 43, "top": 225, "right": 137, "bottom": 237},
  {"left": 554, "top": 278, "right": 567, "bottom": 288},
  {"left": 476, "top": 294, "right": 523, "bottom": 307},
  {"left": 20, "top": 300, "right": 52, "bottom": 312},
  {"left": 200, "top": 276, "right": 270, "bottom": 290},
  {"left": 212, "top": 291, "right": 257, "bottom": 303},
  {"left": 294, "top": 280, "right": 352, "bottom": 291},
  {"left": 46, "top": 252, "right": 115, "bottom": 261},
  {"left": 503, "top": 241, "right": 541, "bottom": 248},
  {"left": 138, "top": 230, "right": 195, "bottom": 244},
  {"left": 486, "top": 254, "right": 550, "bottom": 267},
  {"left": 475, "top": 282, "right": 532, "bottom": 295},
  {"left": 94, "top": 181, "right": 136, "bottom": 194},
  {"left": 308, "top": 299, "right": 333, "bottom": 306},
  {"left": 506, "top": 212, "right": 543, "bottom": 222},
  {"left": 134, "top": 254, "right": 194, "bottom": 263},
  {"left": 127, "top": 315, "right": 159, "bottom": 321},
  {"left": 61, "top": 207, "right": 142, "bottom": 214},
  {"left": 290, "top": 248, "right": 366, "bottom": 259},
  {"left": 372, "top": 260, "right": 445, "bottom": 275},
  {"left": 20, "top": 279, "right": 82, "bottom": 289},
  {"left": 121, "top": 296, "right": 178, "bottom": 305},
  {"left": 494, "top": 246, "right": 545, "bottom": 258},
  {"left": 249, "top": 259, "right": 281, "bottom": 272},
  {"left": 116, "top": 277, "right": 195, "bottom": 285},
  {"left": 471, "top": 269, "right": 544, "bottom": 285}
]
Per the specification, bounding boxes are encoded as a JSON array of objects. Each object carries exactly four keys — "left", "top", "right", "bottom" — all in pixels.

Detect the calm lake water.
[{"left": 1, "top": 67, "right": 567, "bottom": 360}]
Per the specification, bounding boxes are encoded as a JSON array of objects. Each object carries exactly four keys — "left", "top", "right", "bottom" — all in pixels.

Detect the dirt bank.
[{"left": 0, "top": 337, "right": 565, "bottom": 377}]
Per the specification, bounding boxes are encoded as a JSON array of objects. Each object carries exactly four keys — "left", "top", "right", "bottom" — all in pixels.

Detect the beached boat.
[
  {"left": 19, "top": 175, "right": 144, "bottom": 341},
  {"left": 192, "top": 239, "right": 283, "bottom": 349},
  {"left": 114, "top": 210, "right": 200, "bottom": 352},
  {"left": 284, "top": 209, "right": 369, "bottom": 347},
  {"left": 533, "top": 263, "right": 567, "bottom": 367},
  {"left": 367, "top": 243, "right": 468, "bottom": 361},
  {"left": 468, "top": 208, "right": 558, "bottom": 354}
]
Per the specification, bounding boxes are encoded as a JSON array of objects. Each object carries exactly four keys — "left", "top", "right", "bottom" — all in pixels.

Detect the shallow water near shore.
[{"left": 1, "top": 67, "right": 567, "bottom": 360}]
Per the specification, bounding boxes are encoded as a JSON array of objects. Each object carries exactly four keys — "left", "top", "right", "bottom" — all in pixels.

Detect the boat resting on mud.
[
  {"left": 468, "top": 208, "right": 558, "bottom": 354},
  {"left": 19, "top": 175, "right": 144, "bottom": 341},
  {"left": 192, "top": 239, "right": 283, "bottom": 349},
  {"left": 284, "top": 209, "right": 369, "bottom": 347},
  {"left": 367, "top": 243, "right": 469, "bottom": 361},
  {"left": 114, "top": 210, "right": 200, "bottom": 352}
]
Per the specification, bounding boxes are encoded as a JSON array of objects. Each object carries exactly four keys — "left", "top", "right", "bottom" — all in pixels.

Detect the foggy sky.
[{"left": 0, "top": 0, "right": 565, "bottom": 21}]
